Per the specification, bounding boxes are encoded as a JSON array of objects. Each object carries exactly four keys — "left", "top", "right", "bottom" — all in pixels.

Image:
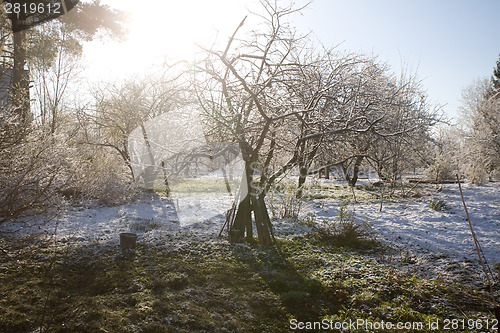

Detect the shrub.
[
  {"left": 429, "top": 200, "right": 448, "bottom": 211},
  {"left": 0, "top": 119, "right": 71, "bottom": 222},
  {"left": 268, "top": 181, "right": 303, "bottom": 219},
  {"left": 466, "top": 165, "right": 487, "bottom": 184},
  {"left": 0, "top": 113, "right": 137, "bottom": 224},
  {"left": 70, "top": 148, "right": 137, "bottom": 206},
  {"left": 316, "top": 201, "right": 372, "bottom": 246},
  {"left": 425, "top": 156, "right": 454, "bottom": 181}
]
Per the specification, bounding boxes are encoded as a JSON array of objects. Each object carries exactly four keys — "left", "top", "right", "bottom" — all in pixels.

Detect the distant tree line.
[{"left": 426, "top": 55, "right": 500, "bottom": 184}]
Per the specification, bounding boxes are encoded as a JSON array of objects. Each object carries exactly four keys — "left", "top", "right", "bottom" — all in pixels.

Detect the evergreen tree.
[
  {"left": 489, "top": 54, "right": 500, "bottom": 98},
  {"left": 1, "top": 0, "right": 126, "bottom": 124}
]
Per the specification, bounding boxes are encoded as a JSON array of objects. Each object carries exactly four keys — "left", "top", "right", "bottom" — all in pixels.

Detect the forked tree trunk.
[
  {"left": 348, "top": 156, "right": 364, "bottom": 187},
  {"left": 229, "top": 193, "right": 274, "bottom": 246},
  {"left": 229, "top": 163, "right": 274, "bottom": 246}
]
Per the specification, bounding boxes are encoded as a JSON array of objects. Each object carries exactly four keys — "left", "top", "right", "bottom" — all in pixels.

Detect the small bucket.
[{"left": 120, "top": 232, "right": 137, "bottom": 250}]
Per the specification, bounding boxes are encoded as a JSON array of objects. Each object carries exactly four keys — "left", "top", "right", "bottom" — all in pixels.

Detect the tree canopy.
[{"left": 1, "top": 0, "right": 127, "bottom": 124}]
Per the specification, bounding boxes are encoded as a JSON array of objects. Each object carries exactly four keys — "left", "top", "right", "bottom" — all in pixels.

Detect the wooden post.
[
  {"left": 457, "top": 174, "right": 497, "bottom": 311},
  {"left": 379, "top": 183, "right": 385, "bottom": 212}
]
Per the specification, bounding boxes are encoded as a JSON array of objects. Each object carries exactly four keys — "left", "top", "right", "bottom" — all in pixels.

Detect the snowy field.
[
  {"left": 301, "top": 182, "right": 500, "bottom": 282},
  {"left": 1, "top": 181, "right": 499, "bottom": 279},
  {"left": 300, "top": 182, "right": 500, "bottom": 262}
]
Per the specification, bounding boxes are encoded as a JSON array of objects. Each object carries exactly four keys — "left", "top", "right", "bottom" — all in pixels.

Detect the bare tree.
[
  {"left": 192, "top": 1, "right": 316, "bottom": 245},
  {"left": 459, "top": 78, "right": 500, "bottom": 180},
  {"left": 0, "top": 114, "right": 76, "bottom": 222},
  {"left": 76, "top": 75, "right": 184, "bottom": 179},
  {"left": 191, "top": 1, "right": 437, "bottom": 244},
  {"left": 1, "top": 0, "right": 126, "bottom": 127},
  {"left": 306, "top": 60, "right": 439, "bottom": 188},
  {"left": 356, "top": 69, "right": 441, "bottom": 185}
]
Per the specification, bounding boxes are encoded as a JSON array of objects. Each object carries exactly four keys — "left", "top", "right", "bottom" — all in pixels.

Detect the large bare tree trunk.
[
  {"left": 229, "top": 163, "right": 274, "bottom": 246},
  {"left": 251, "top": 194, "right": 273, "bottom": 246},
  {"left": 348, "top": 156, "right": 364, "bottom": 187}
]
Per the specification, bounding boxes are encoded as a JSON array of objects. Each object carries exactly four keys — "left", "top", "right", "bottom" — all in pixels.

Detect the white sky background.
[
  {"left": 83, "top": 0, "right": 258, "bottom": 81},
  {"left": 83, "top": 0, "right": 500, "bottom": 120}
]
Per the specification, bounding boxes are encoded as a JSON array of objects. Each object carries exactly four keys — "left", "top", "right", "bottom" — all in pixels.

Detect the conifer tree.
[
  {"left": 489, "top": 54, "right": 500, "bottom": 97},
  {"left": 2, "top": 0, "right": 126, "bottom": 124}
]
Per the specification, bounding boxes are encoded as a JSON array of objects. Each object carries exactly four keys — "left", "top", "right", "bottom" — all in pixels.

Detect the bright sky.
[
  {"left": 83, "top": 0, "right": 256, "bottom": 79},
  {"left": 83, "top": 0, "right": 500, "bottom": 120}
]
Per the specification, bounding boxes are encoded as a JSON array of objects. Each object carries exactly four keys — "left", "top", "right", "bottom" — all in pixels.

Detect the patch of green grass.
[
  {"left": 168, "top": 178, "right": 238, "bottom": 193},
  {"left": 146, "top": 177, "right": 239, "bottom": 194},
  {"left": 0, "top": 234, "right": 495, "bottom": 332},
  {"left": 302, "top": 183, "right": 380, "bottom": 201}
]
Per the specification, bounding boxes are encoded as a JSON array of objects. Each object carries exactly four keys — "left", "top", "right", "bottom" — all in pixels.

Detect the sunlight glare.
[{"left": 84, "top": 0, "right": 253, "bottom": 81}]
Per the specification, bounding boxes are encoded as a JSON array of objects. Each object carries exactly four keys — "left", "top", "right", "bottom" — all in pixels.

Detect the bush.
[
  {"left": 0, "top": 113, "right": 136, "bottom": 224},
  {"left": 466, "top": 165, "right": 487, "bottom": 184},
  {"left": 70, "top": 148, "right": 137, "bottom": 206},
  {"left": 0, "top": 119, "right": 70, "bottom": 222},
  {"left": 268, "top": 181, "right": 303, "bottom": 219},
  {"left": 316, "top": 201, "right": 372, "bottom": 246},
  {"left": 425, "top": 156, "right": 454, "bottom": 181},
  {"left": 429, "top": 200, "right": 448, "bottom": 211}
]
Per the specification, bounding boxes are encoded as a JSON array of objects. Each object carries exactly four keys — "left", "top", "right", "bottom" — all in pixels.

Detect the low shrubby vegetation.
[
  {"left": 308, "top": 201, "right": 374, "bottom": 247},
  {"left": 429, "top": 199, "right": 449, "bottom": 211},
  {"left": 0, "top": 120, "right": 135, "bottom": 224},
  {"left": 267, "top": 181, "right": 304, "bottom": 219}
]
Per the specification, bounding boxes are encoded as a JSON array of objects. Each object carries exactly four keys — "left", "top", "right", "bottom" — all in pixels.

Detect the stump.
[{"left": 120, "top": 233, "right": 137, "bottom": 250}]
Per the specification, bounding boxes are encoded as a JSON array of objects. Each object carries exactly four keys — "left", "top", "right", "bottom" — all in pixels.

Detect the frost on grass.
[
  {"left": 302, "top": 182, "right": 500, "bottom": 282},
  {"left": 0, "top": 181, "right": 498, "bottom": 332}
]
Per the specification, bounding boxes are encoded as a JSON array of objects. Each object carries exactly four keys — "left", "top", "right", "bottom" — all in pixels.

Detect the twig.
[
  {"left": 220, "top": 201, "right": 236, "bottom": 238},
  {"left": 402, "top": 179, "right": 421, "bottom": 197}
]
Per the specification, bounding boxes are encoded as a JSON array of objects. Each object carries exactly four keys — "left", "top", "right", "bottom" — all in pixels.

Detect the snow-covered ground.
[
  {"left": 310, "top": 182, "right": 500, "bottom": 265},
  {"left": 1, "top": 181, "right": 498, "bottom": 277},
  {"left": 0, "top": 191, "right": 229, "bottom": 244}
]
